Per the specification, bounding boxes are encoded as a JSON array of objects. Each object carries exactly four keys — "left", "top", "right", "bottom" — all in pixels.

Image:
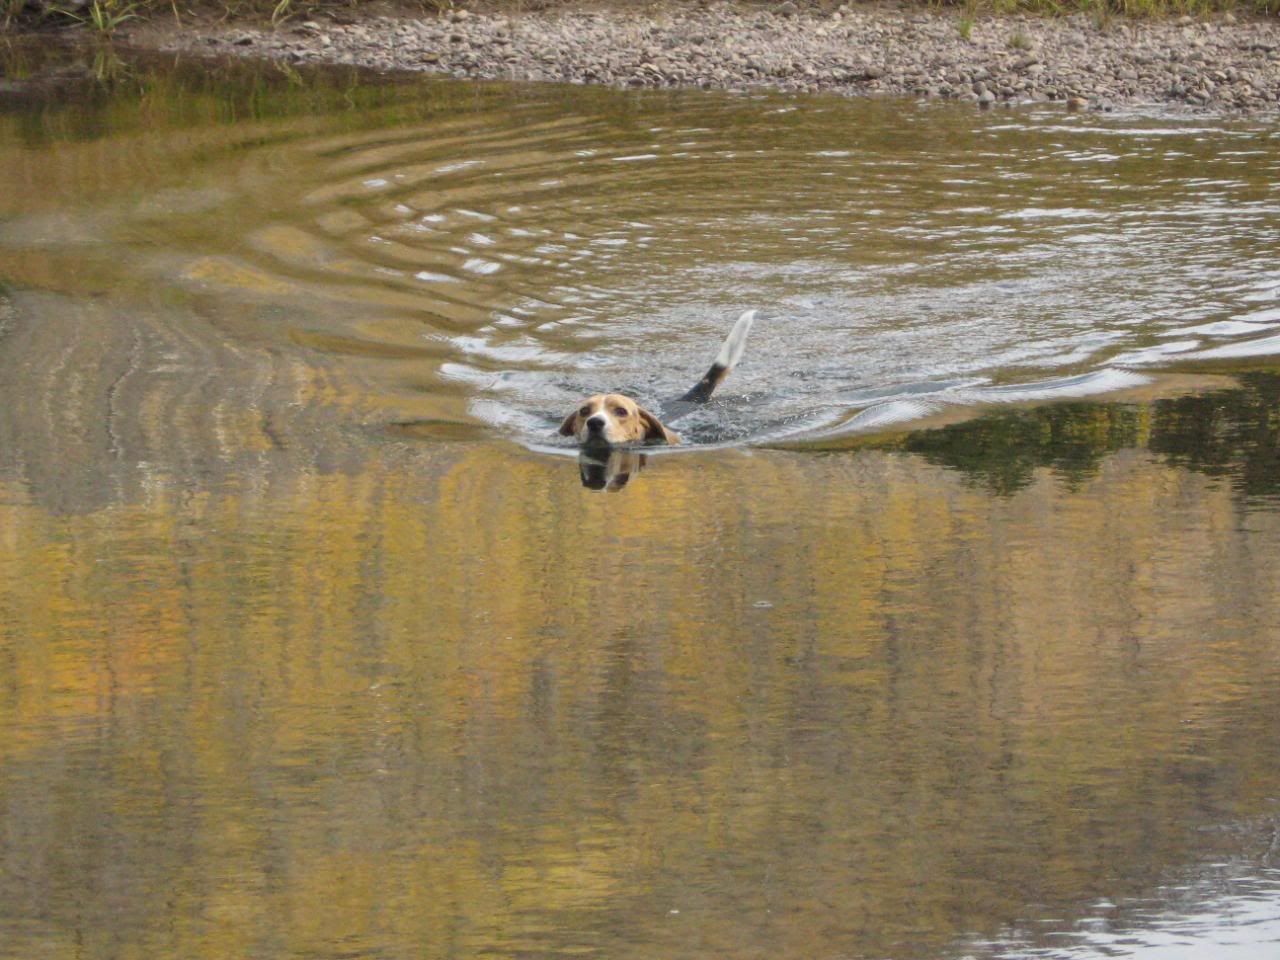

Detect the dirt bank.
[{"left": 126, "top": 1, "right": 1280, "bottom": 113}]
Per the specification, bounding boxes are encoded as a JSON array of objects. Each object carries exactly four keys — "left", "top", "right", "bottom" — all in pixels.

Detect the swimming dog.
[{"left": 558, "top": 310, "right": 756, "bottom": 447}]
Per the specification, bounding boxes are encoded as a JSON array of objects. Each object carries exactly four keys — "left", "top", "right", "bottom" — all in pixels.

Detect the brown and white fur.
[{"left": 558, "top": 310, "right": 755, "bottom": 447}]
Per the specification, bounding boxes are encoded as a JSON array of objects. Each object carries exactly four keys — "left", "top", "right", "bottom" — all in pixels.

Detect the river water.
[{"left": 2, "top": 40, "right": 1279, "bottom": 960}]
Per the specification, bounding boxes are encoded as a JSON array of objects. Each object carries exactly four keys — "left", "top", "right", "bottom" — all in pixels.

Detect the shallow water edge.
[{"left": 121, "top": 1, "right": 1280, "bottom": 116}]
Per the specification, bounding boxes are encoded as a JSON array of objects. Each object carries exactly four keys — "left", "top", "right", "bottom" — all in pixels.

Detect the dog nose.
[{"left": 586, "top": 415, "right": 606, "bottom": 433}]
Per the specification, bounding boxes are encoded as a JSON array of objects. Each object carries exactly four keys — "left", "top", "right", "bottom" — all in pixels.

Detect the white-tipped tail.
[
  {"left": 714, "top": 309, "right": 756, "bottom": 370},
  {"left": 680, "top": 309, "right": 758, "bottom": 403}
]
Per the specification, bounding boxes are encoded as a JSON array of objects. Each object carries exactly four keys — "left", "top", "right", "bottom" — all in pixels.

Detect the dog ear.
[
  {"left": 558, "top": 411, "right": 579, "bottom": 436},
  {"left": 637, "top": 407, "right": 679, "bottom": 445}
]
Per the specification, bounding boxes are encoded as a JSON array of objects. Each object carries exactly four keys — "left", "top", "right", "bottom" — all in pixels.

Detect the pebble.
[{"left": 136, "top": 4, "right": 1280, "bottom": 115}]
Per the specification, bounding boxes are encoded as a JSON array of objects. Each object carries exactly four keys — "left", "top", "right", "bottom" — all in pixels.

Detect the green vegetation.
[
  {"left": 64, "top": 0, "right": 140, "bottom": 34},
  {"left": 3, "top": 0, "right": 28, "bottom": 28},
  {"left": 3, "top": 0, "right": 1277, "bottom": 34}
]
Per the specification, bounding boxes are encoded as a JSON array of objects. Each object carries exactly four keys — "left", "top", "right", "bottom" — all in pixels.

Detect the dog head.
[{"left": 558, "top": 393, "right": 679, "bottom": 446}]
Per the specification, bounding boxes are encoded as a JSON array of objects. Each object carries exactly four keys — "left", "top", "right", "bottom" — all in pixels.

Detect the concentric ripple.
[{"left": 138, "top": 87, "right": 1280, "bottom": 448}]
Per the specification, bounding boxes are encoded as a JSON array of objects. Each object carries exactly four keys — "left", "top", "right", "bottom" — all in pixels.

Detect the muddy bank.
[{"left": 129, "top": 2, "right": 1280, "bottom": 113}]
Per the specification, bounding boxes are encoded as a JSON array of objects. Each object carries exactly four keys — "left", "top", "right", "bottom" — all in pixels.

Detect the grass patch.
[
  {"left": 69, "top": 0, "right": 141, "bottom": 34},
  {"left": 4, "top": 0, "right": 37, "bottom": 28}
]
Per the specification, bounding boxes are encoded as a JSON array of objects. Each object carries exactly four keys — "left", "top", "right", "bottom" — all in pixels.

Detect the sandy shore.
[{"left": 127, "top": 1, "right": 1280, "bottom": 113}]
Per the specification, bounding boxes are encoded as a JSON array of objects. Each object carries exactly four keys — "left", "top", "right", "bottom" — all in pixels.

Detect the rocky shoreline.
[{"left": 130, "top": 1, "right": 1280, "bottom": 114}]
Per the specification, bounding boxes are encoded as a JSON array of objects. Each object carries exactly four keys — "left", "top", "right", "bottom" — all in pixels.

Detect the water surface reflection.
[
  {"left": 1, "top": 42, "right": 1280, "bottom": 960},
  {"left": 4, "top": 390, "right": 1280, "bottom": 959}
]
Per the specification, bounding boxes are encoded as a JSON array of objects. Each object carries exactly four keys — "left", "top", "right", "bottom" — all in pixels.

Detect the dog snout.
[{"left": 586, "top": 415, "right": 606, "bottom": 434}]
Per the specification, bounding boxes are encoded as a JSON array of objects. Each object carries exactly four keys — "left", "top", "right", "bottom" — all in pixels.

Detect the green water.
[{"left": 1, "top": 39, "right": 1279, "bottom": 960}]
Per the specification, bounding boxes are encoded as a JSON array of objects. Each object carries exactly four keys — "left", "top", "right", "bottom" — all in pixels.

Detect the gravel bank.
[{"left": 134, "top": 1, "right": 1280, "bottom": 114}]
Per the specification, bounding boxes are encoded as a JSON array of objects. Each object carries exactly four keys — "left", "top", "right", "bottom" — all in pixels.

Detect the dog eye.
[
  {"left": 614, "top": 407, "right": 628, "bottom": 417},
  {"left": 579, "top": 405, "right": 590, "bottom": 417}
]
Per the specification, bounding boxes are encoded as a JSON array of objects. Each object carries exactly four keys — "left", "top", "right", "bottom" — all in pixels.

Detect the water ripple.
[{"left": 19, "top": 86, "right": 1275, "bottom": 449}]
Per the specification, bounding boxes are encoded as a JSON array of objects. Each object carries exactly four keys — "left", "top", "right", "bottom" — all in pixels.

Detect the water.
[{"left": 1, "top": 40, "right": 1280, "bottom": 960}]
